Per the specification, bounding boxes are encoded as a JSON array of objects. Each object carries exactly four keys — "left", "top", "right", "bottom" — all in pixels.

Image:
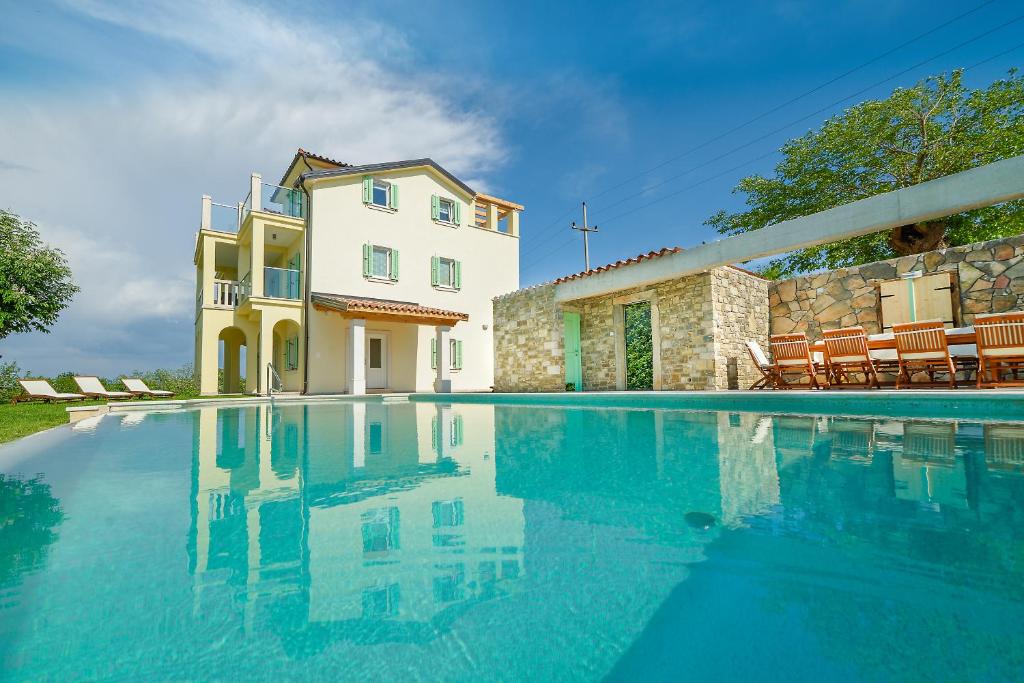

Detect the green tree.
[
  {"left": 0, "top": 209, "right": 79, "bottom": 339},
  {"left": 707, "top": 69, "right": 1024, "bottom": 278},
  {"left": 624, "top": 302, "right": 653, "bottom": 390}
]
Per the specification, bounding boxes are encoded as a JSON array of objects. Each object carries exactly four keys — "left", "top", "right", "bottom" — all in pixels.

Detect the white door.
[{"left": 366, "top": 333, "right": 388, "bottom": 390}]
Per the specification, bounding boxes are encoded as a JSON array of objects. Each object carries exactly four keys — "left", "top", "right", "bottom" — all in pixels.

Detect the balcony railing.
[
  {"left": 260, "top": 183, "right": 305, "bottom": 219},
  {"left": 211, "top": 279, "right": 239, "bottom": 308},
  {"left": 264, "top": 267, "right": 301, "bottom": 300},
  {"left": 239, "top": 272, "right": 252, "bottom": 301},
  {"left": 210, "top": 202, "right": 240, "bottom": 233}
]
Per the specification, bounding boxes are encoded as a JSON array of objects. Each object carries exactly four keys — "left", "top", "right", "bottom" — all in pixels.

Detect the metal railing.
[
  {"left": 267, "top": 363, "right": 284, "bottom": 398},
  {"left": 239, "top": 272, "right": 252, "bottom": 301},
  {"left": 264, "top": 267, "right": 301, "bottom": 300}
]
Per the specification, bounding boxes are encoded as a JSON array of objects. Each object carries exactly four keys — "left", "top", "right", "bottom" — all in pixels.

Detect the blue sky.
[{"left": 1, "top": 0, "right": 1022, "bottom": 375}]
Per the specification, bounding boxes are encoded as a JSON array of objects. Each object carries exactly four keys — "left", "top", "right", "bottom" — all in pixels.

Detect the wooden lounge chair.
[
  {"left": 769, "top": 333, "right": 825, "bottom": 389},
  {"left": 822, "top": 326, "right": 880, "bottom": 389},
  {"left": 892, "top": 320, "right": 958, "bottom": 389},
  {"left": 74, "top": 376, "right": 133, "bottom": 400},
  {"left": 12, "top": 379, "right": 86, "bottom": 404},
  {"left": 745, "top": 340, "right": 777, "bottom": 389},
  {"left": 121, "top": 378, "right": 175, "bottom": 398},
  {"left": 975, "top": 312, "right": 1024, "bottom": 389}
]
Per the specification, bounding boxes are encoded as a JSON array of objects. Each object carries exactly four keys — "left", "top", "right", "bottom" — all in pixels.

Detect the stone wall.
[
  {"left": 711, "top": 267, "right": 771, "bottom": 390},
  {"left": 493, "top": 266, "right": 769, "bottom": 392},
  {"left": 493, "top": 284, "right": 565, "bottom": 392},
  {"left": 769, "top": 234, "right": 1024, "bottom": 339}
]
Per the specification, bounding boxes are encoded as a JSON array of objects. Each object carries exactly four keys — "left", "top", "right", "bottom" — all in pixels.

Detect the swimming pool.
[{"left": 2, "top": 397, "right": 1024, "bottom": 680}]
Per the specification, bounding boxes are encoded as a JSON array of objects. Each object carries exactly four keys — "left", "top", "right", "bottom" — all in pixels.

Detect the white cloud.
[{"left": 0, "top": 0, "right": 505, "bottom": 374}]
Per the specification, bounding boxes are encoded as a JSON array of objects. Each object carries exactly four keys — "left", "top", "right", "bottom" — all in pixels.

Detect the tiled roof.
[
  {"left": 531, "top": 247, "right": 767, "bottom": 290},
  {"left": 311, "top": 292, "right": 469, "bottom": 322},
  {"left": 297, "top": 148, "right": 350, "bottom": 168},
  {"left": 552, "top": 247, "right": 684, "bottom": 284}
]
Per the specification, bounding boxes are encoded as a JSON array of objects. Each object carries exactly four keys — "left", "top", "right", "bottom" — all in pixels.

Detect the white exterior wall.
[{"left": 306, "top": 168, "right": 520, "bottom": 393}]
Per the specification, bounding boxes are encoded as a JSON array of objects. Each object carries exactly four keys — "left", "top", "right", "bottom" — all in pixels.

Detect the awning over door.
[{"left": 311, "top": 292, "right": 469, "bottom": 326}]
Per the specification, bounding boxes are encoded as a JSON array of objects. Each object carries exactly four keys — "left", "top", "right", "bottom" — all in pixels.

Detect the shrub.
[{"left": 0, "top": 361, "right": 21, "bottom": 402}]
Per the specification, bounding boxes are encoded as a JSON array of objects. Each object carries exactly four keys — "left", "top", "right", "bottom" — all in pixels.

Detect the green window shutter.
[
  {"left": 389, "top": 183, "right": 399, "bottom": 210},
  {"left": 431, "top": 416, "right": 439, "bottom": 452},
  {"left": 362, "top": 243, "right": 371, "bottom": 277},
  {"left": 430, "top": 337, "right": 437, "bottom": 369},
  {"left": 454, "top": 414, "right": 463, "bottom": 445},
  {"left": 431, "top": 256, "right": 440, "bottom": 286},
  {"left": 390, "top": 249, "right": 400, "bottom": 281},
  {"left": 431, "top": 195, "right": 440, "bottom": 220},
  {"left": 362, "top": 176, "right": 372, "bottom": 204},
  {"left": 455, "top": 340, "right": 463, "bottom": 369},
  {"left": 453, "top": 201, "right": 461, "bottom": 225},
  {"left": 453, "top": 260, "right": 462, "bottom": 290}
]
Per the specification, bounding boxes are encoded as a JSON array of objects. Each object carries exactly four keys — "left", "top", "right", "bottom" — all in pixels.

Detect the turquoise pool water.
[{"left": 2, "top": 399, "right": 1024, "bottom": 681}]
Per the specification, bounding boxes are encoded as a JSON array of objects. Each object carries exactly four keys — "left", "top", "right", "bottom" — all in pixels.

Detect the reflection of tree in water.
[{"left": 0, "top": 474, "right": 65, "bottom": 586}]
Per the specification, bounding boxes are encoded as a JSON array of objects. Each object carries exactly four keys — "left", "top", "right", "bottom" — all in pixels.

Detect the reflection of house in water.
[{"left": 187, "top": 401, "right": 525, "bottom": 646}]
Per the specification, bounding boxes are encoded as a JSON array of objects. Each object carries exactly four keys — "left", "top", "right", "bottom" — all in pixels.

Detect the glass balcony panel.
[
  {"left": 264, "top": 267, "right": 301, "bottom": 300},
  {"left": 261, "top": 183, "right": 305, "bottom": 219},
  {"left": 239, "top": 272, "right": 252, "bottom": 301},
  {"left": 210, "top": 202, "right": 240, "bottom": 233}
]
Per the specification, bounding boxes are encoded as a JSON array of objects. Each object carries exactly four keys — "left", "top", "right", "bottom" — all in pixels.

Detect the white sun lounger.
[
  {"left": 74, "top": 376, "right": 133, "bottom": 400},
  {"left": 121, "top": 378, "right": 174, "bottom": 398},
  {"left": 13, "top": 379, "right": 86, "bottom": 404}
]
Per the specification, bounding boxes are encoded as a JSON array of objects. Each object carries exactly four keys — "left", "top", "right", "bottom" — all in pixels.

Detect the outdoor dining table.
[{"left": 809, "top": 326, "right": 977, "bottom": 354}]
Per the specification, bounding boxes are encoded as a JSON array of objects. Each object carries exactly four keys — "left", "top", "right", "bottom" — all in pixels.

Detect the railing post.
[
  {"left": 236, "top": 201, "right": 244, "bottom": 232},
  {"left": 487, "top": 203, "right": 499, "bottom": 231},
  {"left": 251, "top": 173, "right": 262, "bottom": 214},
  {"left": 201, "top": 195, "right": 212, "bottom": 231},
  {"left": 508, "top": 209, "right": 520, "bottom": 236}
]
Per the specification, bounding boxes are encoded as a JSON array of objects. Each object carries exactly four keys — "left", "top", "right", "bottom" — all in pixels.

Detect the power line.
[
  {"left": 592, "top": 17, "right": 1024, "bottom": 227},
  {"left": 520, "top": 33, "right": 1024, "bottom": 278},
  {"left": 519, "top": 0, "right": 998, "bottom": 261}
]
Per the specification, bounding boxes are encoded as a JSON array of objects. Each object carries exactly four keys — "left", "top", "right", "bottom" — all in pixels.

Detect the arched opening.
[
  {"left": 272, "top": 319, "right": 303, "bottom": 392},
  {"left": 218, "top": 326, "right": 248, "bottom": 394}
]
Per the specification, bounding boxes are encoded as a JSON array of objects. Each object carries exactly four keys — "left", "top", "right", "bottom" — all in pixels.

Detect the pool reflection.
[{"left": 181, "top": 402, "right": 1024, "bottom": 675}]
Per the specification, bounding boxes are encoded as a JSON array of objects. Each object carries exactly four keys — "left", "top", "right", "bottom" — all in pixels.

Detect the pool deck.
[{"left": 64, "top": 388, "right": 1024, "bottom": 423}]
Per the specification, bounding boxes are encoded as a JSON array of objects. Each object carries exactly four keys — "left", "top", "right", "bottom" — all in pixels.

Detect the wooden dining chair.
[
  {"left": 822, "top": 326, "right": 879, "bottom": 389},
  {"left": 892, "top": 320, "right": 957, "bottom": 389},
  {"left": 975, "top": 312, "right": 1024, "bottom": 388},
  {"left": 769, "top": 333, "right": 824, "bottom": 389},
  {"left": 745, "top": 340, "right": 777, "bottom": 390}
]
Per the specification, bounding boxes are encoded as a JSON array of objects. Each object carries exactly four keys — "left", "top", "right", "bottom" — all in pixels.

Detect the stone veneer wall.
[
  {"left": 711, "top": 267, "right": 771, "bottom": 390},
  {"left": 493, "top": 284, "right": 565, "bottom": 392},
  {"left": 769, "top": 234, "right": 1024, "bottom": 339},
  {"left": 493, "top": 266, "right": 769, "bottom": 392}
]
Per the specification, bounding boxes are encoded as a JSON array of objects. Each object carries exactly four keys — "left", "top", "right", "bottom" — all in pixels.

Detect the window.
[
  {"left": 362, "top": 583, "right": 400, "bottom": 619},
  {"left": 361, "top": 507, "right": 400, "bottom": 554},
  {"left": 432, "top": 499, "right": 464, "bottom": 528},
  {"left": 430, "top": 338, "right": 463, "bottom": 369},
  {"left": 368, "top": 421, "right": 383, "bottom": 454},
  {"left": 431, "top": 194, "right": 461, "bottom": 225},
  {"left": 284, "top": 336, "right": 299, "bottom": 371},
  {"left": 362, "top": 176, "right": 399, "bottom": 210},
  {"left": 431, "top": 256, "right": 461, "bottom": 289},
  {"left": 363, "top": 244, "right": 399, "bottom": 281}
]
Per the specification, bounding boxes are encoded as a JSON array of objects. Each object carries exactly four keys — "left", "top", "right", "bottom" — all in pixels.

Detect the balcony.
[
  {"left": 238, "top": 268, "right": 301, "bottom": 303},
  {"left": 200, "top": 174, "right": 305, "bottom": 235},
  {"left": 211, "top": 279, "right": 239, "bottom": 308},
  {"left": 241, "top": 181, "right": 305, "bottom": 226}
]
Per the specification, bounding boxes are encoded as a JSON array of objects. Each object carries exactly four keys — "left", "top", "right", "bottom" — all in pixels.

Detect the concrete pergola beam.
[{"left": 554, "top": 155, "right": 1024, "bottom": 302}]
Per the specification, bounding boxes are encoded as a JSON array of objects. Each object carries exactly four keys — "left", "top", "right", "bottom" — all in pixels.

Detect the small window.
[
  {"left": 372, "top": 180, "right": 391, "bottom": 208},
  {"left": 449, "top": 339, "right": 463, "bottom": 370},
  {"left": 364, "top": 244, "right": 399, "bottom": 281},
  {"left": 431, "top": 256, "right": 461, "bottom": 289},
  {"left": 438, "top": 198, "right": 453, "bottom": 223}
]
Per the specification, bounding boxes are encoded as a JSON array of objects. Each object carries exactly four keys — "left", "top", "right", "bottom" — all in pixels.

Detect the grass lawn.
[
  {"left": 0, "top": 395, "right": 245, "bottom": 445},
  {"left": 0, "top": 400, "right": 106, "bottom": 444}
]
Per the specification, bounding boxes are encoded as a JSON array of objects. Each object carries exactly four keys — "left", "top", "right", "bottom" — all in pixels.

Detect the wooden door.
[{"left": 563, "top": 312, "right": 583, "bottom": 391}]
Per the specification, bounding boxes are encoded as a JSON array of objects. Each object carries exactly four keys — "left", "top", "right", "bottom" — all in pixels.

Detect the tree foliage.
[
  {"left": 0, "top": 209, "right": 79, "bottom": 339},
  {"left": 624, "top": 302, "right": 653, "bottom": 390},
  {"left": 707, "top": 69, "right": 1024, "bottom": 278}
]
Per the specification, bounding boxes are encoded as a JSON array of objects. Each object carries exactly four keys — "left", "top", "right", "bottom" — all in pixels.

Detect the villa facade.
[{"left": 194, "top": 150, "right": 522, "bottom": 395}]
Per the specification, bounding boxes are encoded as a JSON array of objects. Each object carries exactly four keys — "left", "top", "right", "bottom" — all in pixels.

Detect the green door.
[{"left": 563, "top": 311, "right": 583, "bottom": 391}]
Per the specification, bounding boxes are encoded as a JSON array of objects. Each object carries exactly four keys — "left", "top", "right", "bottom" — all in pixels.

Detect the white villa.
[{"left": 193, "top": 150, "right": 523, "bottom": 395}]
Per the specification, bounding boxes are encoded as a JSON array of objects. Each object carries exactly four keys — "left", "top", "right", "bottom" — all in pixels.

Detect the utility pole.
[{"left": 571, "top": 201, "right": 599, "bottom": 271}]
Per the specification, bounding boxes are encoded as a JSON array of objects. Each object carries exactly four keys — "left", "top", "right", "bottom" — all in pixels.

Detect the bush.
[{"left": 0, "top": 361, "right": 21, "bottom": 403}]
